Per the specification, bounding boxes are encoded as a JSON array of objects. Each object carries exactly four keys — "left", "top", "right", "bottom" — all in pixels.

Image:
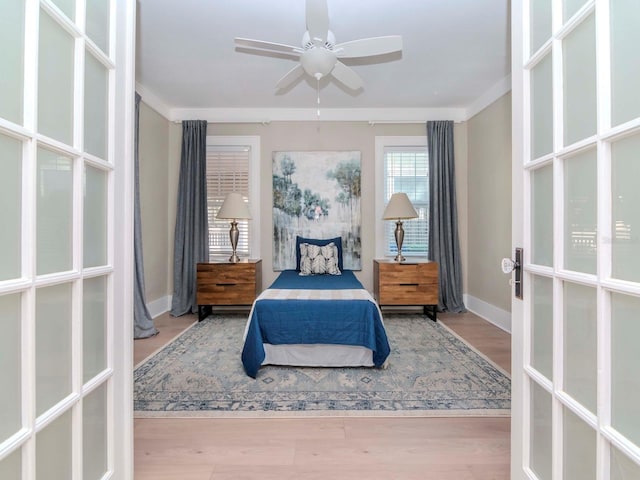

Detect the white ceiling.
[{"left": 136, "top": 0, "right": 511, "bottom": 120}]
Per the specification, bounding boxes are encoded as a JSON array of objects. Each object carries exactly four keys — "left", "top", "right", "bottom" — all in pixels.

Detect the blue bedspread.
[
  {"left": 241, "top": 270, "right": 390, "bottom": 378},
  {"left": 269, "top": 269, "right": 365, "bottom": 289}
]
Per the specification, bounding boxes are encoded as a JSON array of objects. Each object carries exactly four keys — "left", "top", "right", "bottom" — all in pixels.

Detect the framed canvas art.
[{"left": 272, "top": 151, "right": 362, "bottom": 270}]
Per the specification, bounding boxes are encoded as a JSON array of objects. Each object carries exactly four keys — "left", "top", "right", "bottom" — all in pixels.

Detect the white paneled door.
[
  {"left": 0, "top": 0, "right": 135, "bottom": 478},
  {"left": 512, "top": 0, "right": 640, "bottom": 479}
]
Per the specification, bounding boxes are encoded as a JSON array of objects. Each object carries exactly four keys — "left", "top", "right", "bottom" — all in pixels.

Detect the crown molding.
[
  {"left": 135, "top": 82, "right": 172, "bottom": 120},
  {"left": 465, "top": 75, "right": 512, "bottom": 120}
]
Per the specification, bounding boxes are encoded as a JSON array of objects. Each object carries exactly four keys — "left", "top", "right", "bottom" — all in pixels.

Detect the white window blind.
[
  {"left": 206, "top": 145, "right": 250, "bottom": 260},
  {"left": 383, "top": 146, "right": 429, "bottom": 257}
]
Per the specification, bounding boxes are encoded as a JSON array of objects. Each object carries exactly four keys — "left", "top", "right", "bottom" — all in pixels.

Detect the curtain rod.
[
  {"left": 172, "top": 120, "right": 271, "bottom": 125},
  {"left": 368, "top": 120, "right": 462, "bottom": 125}
]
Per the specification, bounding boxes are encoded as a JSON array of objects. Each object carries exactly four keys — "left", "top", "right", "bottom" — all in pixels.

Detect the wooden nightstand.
[
  {"left": 373, "top": 258, "right": 439, "bottom": 321},
  {"left": 196, "top": 259, "right": 262, "bottom": 321}
]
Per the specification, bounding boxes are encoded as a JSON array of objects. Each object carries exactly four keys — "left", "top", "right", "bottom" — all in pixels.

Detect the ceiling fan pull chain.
[{"left": 317, "top": 78, "right": 321, "bottom": 118}]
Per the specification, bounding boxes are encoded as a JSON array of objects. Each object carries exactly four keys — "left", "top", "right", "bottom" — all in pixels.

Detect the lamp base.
[
  {"left": 393, "top": 220, "right": 406, "bottom": 263},
  {"left": 228, "top": 220, "right": 240, "bottom": 263}
]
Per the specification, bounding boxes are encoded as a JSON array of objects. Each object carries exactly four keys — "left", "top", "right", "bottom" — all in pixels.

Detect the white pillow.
[{"left": 299, "top": 242, "right": 341, "bottom": 275}]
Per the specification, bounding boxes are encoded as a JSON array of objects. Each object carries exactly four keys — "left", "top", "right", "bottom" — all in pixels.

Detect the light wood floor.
[{"left": 134, "top": 310, "right": 511, "bottom": 479}]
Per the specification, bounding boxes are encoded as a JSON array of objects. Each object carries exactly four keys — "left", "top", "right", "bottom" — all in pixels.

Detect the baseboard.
[
  {"left": 147, "top": 295, "right": 171, "bottom": 319},
  {"left": 463, "top": 294, "right": 511, "bottom": 333}
]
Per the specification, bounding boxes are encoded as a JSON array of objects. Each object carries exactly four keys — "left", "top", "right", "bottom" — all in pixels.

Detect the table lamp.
[
  {"left": 217, "top": 192, "right": 252, "bottom": 263},
  {"left": 382, "top": 192, "right": 418, "bottom": 262}
]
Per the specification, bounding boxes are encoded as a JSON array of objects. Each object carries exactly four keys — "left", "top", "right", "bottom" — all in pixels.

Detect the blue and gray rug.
[{"left": 134, "top": 313, "right": 510, "bottom": 417}]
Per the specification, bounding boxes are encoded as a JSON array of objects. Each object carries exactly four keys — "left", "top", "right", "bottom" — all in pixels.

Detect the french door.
[
  {"left": 512, "top": 0, "right": 640, "bottom": 479},
  {"left": 0, "top": 0, "right": 135, "bottom": 478}
]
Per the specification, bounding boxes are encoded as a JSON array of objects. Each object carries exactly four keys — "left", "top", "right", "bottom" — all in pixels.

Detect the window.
[
  {"left": 375, "top": 136, "right": 429, "bottom": 258},
  {"left": 205, "top": 136, "right": 260, "bottom": 261}
]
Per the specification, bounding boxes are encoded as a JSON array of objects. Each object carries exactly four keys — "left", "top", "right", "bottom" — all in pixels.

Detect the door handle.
[{"left": 501, "top": 248, "right": 523, "bottom": 299}]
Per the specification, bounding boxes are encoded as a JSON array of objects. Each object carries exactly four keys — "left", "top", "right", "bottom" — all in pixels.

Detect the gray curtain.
[
  {"left": 134, "top": 93, "right": 158, "bottom": 339},
  {"left": 170, "top": 120, "right": 209, "bottom": 316},
  {"left": 427, "top": 121, "right": 466, "bottom": 313}
]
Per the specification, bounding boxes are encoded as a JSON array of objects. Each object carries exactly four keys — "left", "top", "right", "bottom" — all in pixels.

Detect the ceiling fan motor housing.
[{"left": 302, "top": 30, "right": 336, "bottom": 50}]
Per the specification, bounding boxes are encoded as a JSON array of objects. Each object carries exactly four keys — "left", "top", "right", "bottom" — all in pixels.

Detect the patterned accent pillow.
[{"left": 299, "top": 242, "right": 341, "bottom": 276}]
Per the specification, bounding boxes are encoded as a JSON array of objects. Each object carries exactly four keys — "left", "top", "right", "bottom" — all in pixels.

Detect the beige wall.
[
  {"left": 166, "top": 121, "right": 469, "bottom": 293},
  {"left": 466, "top": 93, "right": 512, "bottom": 312},
  {"left": 138, "top": 101, "right": 170, "bottom": 304}
]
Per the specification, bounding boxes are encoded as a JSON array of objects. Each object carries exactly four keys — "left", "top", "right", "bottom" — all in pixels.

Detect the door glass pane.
[
  {"left": 611, "top": 0, "right": 640, "bottom": 126},
  {"left": 0, "top": 133, "right": 22, "bottom": 280},
  {"left": 0, "top": 449, "right": 21, "bottom": 479},
  {"left": 563, "top": 14, "right": 597, "bottom": 146},
  {"left": 564, "top": 149, "right": 597, "bottom": 274},
  {"left": 611, "top": 292, "right": 640, "bottom": 445},
  {"left": 36, "top": 283, "right": 72, "bottom": 416},
  {"left": 37, "top": 148, "right": 73, "bottom": 275},
  {"left": 36, "top": 410, "right": 72, "bottom": 480},
  {"left": 0, "top": 0, "right": 25, "bottom": 124},
  {"left": 83, "top": 276, "right": 107, "bottom": 382},
  {"left": 84, "top": 51, "right": 108, "bottom": 159},
  {"left": 530, "top": 0, "right": 552, "bottom": 55},
  {"left": 50, "top": 0, "right": 74, "bottom": 22},
  {"left": 611, "top": 133, "right": 640, "bottom": 282},
  {"left": 531, "top": 54, "right": 554, "bottom": 159},
  {"left": 532, "top": 164, "right": 554, "bottom": 266},
  {"left": 532, "top": 275, "right": 553, "bottom": 380},
  {"left": 530, "top": 381, "right": 553, "bottom": 480},
  {"left": 563, "top": 408, "right": 596, "bottom": 480},
  {"left": 563, "top": 282, "right": 597, "bottom": 412},
  {"left": 86, "top": 0, "right": 110, "bottom": 54},
  {"left": 611, "top": 447, "right": 640, "bottom": 480},
  {"left": 38, "top": 10, "right": 74, "bottom": 146},
  {"left": 564, "top": 0, "right": 588, "bottom": 23},
  {"left": 0, "top": 294, "right": 21, "bottom": 442},
  {"left": 84, "top": 166, "right": 108, "bottom": 267},
  {"left": 83, "top": 383, "right": 108, "bottom": 479}
]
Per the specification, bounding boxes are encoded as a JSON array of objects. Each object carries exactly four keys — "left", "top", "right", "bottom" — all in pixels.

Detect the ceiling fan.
[{"left": 234, "top": 0, "right": 403, "bottom": 91}]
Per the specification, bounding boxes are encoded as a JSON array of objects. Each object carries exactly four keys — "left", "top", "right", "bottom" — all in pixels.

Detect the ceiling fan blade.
[
  {"left": 275, "top": 64, "right": 305, "bottom": 90},
  {"left": 306, "top": 0, "right": 329, "bottom": 44},
  {"left": 335, "top": 36, "right": 403, "bottom": 58},
  {"left": 331, "top": 61, "right": 364, "bottom": 90},
  {"left": 234, "top": 37, "right": 301, "bottom": 55}
]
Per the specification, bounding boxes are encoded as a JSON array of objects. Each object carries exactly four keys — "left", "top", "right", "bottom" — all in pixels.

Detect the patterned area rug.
[{"left": 134, "top": 313, "right": 510, "bottom": 417}]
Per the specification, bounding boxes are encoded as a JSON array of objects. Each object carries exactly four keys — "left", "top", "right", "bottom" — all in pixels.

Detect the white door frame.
[
  {"left": 511, "top": 2, "right": 525, "bottom": 479},
  {"left": 112, "top": 0, "right": 136, "bottom": 477}
]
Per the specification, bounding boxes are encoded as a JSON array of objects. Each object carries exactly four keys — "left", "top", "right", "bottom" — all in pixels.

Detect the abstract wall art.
[{"left": 272, "top": 151, "right": 362, "bottom": 270}]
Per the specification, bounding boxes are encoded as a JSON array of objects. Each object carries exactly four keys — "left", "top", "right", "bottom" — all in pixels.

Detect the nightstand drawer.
[
  {"left": 197, "top": 264, "right": 257, "bottom": 284},
  {"left": 377, "top": 263, "right": 438, "bottom": 285},
  {"left": 196, "top": 283, "right": 257, "bottom": 305},
  {"left": 377, "top": 284, "right": 439, "bottom": 306}
]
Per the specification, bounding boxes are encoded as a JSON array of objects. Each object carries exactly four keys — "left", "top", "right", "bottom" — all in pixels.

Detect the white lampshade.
[
  {"left": 217, "top": 192, "right": 252, "bottom": 220},
  {"left": 382, "top": 192, "right": 418, "bottom": 220}
]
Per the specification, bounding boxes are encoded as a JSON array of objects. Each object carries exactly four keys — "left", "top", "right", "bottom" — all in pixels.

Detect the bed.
[{"left": 241, "top": 266, "right": 391, "bottom": 378}]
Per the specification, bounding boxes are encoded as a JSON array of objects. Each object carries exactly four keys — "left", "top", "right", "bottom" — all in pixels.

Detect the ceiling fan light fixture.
[{"left": 301, "top": 47, "right": 337, "bottom": 79}]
